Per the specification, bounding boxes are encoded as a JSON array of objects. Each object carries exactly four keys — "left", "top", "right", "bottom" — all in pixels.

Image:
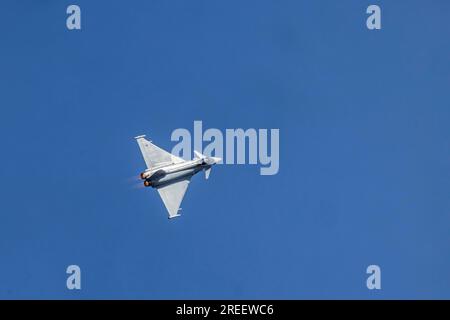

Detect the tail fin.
[
  {"left": 194, "top": 150, "right": 219, "bottom": 179},
  {"left": 194, "top": 150, "right": 205, "bottom": 160},
  {"left": 205, "top": 167, "right": 211, "bottom": 179}
]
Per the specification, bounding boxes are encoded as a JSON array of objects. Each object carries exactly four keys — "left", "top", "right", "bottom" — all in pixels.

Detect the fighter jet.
[{"left": 135, "top": 135, "right": 221, "bottom": 219}]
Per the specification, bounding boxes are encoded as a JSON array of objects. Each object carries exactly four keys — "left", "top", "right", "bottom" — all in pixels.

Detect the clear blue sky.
[{"left": 0, "top": 0, "right": 449, "bottom": 299}]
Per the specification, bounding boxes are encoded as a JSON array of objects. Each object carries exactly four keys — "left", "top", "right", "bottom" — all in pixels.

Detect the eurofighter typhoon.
[{"left": 135, "top": 135, "right": 221, "bottom": 219}]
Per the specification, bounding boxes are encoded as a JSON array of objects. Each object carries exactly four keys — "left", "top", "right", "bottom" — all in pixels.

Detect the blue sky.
[{"left": 0, "top": 0, "right": 449, "bottom": 299}]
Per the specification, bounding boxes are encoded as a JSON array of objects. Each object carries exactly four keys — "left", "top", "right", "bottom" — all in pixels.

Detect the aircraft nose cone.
[{"left": 212, "top": 157, "right": 222, "bottom": 163}]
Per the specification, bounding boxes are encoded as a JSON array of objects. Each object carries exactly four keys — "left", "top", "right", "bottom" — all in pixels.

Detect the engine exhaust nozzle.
[
  {"left": 140, "top": 171, "right": 152, "bottom": 180},
  {"left": 143, "top": 180, "right": 152, "bottom": 187}
]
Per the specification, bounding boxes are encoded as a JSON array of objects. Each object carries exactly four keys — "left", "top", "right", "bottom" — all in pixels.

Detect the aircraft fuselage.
[{"left": 142, "top": 159, "right": 209, "bottom": 188}]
